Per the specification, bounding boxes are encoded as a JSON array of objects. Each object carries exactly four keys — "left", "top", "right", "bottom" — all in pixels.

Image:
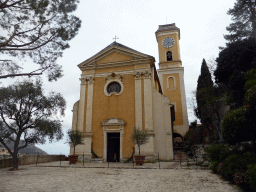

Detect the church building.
[{"left": 70, "top": 23, "right": 189, "bottom": 162}]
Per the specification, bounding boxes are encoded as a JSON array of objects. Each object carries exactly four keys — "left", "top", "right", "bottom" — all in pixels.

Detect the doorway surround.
[{"left": 101, "top": 118, "right": 125, "bottom": 162}]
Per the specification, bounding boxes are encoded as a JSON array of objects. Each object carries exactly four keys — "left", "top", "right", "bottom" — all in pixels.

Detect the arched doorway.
[{"left": 173, "top": 133, "right": 183, "bottom": 149}]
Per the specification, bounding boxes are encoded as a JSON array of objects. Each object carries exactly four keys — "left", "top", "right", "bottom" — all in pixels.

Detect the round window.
[{"left": 107, "top": 82, "right": 121, "bottom": 94}]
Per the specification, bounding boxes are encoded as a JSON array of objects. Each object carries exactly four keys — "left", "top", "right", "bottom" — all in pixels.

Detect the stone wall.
[
  {"left": 152, "top": 88, "right": 173, "bottom": 160},
  {"left": 0, "top": 154, "right": 66, "bottom": 168},
  {"left": 186, "top": 144, "right": 211, "bottom": 167}
]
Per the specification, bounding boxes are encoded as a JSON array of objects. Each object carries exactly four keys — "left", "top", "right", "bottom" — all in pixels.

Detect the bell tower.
[{"left": 156, "top": 23, "right": 189, "bottom": 139}]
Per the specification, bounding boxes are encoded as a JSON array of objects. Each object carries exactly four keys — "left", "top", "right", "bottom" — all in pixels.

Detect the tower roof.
[{"left": 155, "top": 23, "right": 180, "bottom": 39}]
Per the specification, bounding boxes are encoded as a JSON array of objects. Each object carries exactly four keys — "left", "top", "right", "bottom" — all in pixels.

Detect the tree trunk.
[
  {"left": 215, "top": 124, "right": 223, "bottom": 142},
  {"left": 73, "top": 145, "right": 75, "bottom": 155},
  {"left": 138, "top": 145, "right": 140, "bottom": 155},
  {"left": 251, "top": 129, "right": 256, "bottom": 154},
  {"left": 211, "top": 103, "right": 223, "bottom": 142},
  {"left": 11, "top": 152, "right": 19, "bottom": 170},
  {"left": 11, "top": 136, "right": 21, "bottom": 170},
  {"left": 251, "top": 9, "right": 256, "bottom": 41}
]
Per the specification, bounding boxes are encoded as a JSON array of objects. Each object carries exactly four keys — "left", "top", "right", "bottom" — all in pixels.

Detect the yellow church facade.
[{"left": 70, "top": 23, "right": 189, "bottom": 162}]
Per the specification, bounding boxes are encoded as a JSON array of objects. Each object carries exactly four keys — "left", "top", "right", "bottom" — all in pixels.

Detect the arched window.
[
  {"left": 104, "top": 78, "right": 124, "bottom": 96},
  {"left": 166, "top": 51, "right": 172, "bottom": 61},
  {"left": 168, "top": 76, "right": 175, "bottom": 89},
  {"left": 107, "top": 82, "right": 121, "bottom": 94}
]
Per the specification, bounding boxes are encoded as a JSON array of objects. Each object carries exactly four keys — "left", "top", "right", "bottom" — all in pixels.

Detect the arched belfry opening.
[{"left": 166, "top": 51, "right": 172, "bottom": 61}]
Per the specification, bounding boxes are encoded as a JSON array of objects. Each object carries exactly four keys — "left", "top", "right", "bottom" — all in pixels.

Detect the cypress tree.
[
  {"left": 196, "top": 59, "right": 214, "bottom": 119},
  {"left": 197, "top": 59, "right": 213, "bottom": 89}
]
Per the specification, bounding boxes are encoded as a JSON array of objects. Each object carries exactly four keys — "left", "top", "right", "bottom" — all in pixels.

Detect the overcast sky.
[{"left": 2, "top": 0, "right": 236, "bottom": 156}]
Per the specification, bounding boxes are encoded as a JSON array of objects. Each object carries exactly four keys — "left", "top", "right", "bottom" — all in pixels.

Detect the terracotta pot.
[
  {"left": 68, "top": 155, "right": 79, "bottom": 164},
  {"left": 134, "top": 155, "right": 145, "bottom": 165}
]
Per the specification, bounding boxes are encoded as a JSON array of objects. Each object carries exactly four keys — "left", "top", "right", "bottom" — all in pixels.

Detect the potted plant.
[
  {"left": 66, "top": 129, "right": 84, "bottom": 164},
  {"left": 131, "top": 127, "right": 149, "bottom": 165}
]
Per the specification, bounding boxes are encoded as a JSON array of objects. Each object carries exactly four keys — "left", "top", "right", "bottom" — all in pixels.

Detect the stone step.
[{"left": 91, "top": 158, "right": 104, "bottom": 163}]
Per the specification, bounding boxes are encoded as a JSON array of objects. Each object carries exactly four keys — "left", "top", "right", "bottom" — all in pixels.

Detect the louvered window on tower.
[{"left": 167, "top": 51, "right": 172, "bottom": 61}]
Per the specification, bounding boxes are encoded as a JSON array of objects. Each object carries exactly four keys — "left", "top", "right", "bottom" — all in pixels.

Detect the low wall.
[
  {"left": 0, "top": 154, "right": 66, "bottom": 168},
  {"left": 186, "top": 144, "right": 211, "bottom": 166}
]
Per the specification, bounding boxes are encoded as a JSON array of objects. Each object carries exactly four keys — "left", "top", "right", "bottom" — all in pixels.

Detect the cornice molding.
[
  {"left": 86, "top": 68, "right": 152, "bottom": 78},
  {"left": 158, "top": 67, "right": 184, "bottom": 73},
  {"left": 159, "top": 60, "right": 182, "bottom": 64},
  {"left": 79, "top": 57, "right": 154, "bottom": 71},
  {"left": 78, "top": 45, "right": 155, "bottom": 69},
  {"left": 156, "top": 31, "right": 179, "bottom": 39}
]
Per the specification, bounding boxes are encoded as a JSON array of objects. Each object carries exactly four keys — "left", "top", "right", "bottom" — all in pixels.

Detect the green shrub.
[
  {"left": 222, "top": 107, "right": 251, "bottom": 145},
  {"left": 248, "top": 164, "right": 256, "bottom": 192},
  {"left": 233, "top": 168, "right": 249, "bottom": 185},
  {"left": 240, "top": 142, "right": 254, "bottom": 154},
  {"left": 207, "top": 144, "right": 256, "bottom": 192},
  {"left": 206, "top": 144, "right": 233, "bottom": 162},
  {"left": 219, "top": 153, "right": 256, "bottom": 182},
  {"left": 206, "top": 144, "right": 222, "bottom": 162},
  {"left": 209, "top": 161, "right": 219, "bottom": 173}
]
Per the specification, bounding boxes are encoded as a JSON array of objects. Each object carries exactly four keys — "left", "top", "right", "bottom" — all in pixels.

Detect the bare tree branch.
[
  {"left": 0, "top": 111, "right": 18, "bottom": 134},
  {"left": 0, "top": 0, "right": 24, "bottom": 9},
  {"left": 0, "top": 36, "right": 55, "bottom": 51},
  {"left": 0, "top": 138, "right": 14, "bottom": 156},
  {"left": 0, "top": 72, "right": 43, "bottom": 79}
]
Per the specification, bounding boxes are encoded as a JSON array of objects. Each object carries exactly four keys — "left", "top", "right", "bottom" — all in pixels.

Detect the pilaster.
[
  {"left": 85, "top": 77, "right": 94, "bottom": 133},
  {"left": 134, "top": 72, "right": 143, "bottom": 130},
  {"left": 77, "top": 78, "right": 87, "bottom": 132},
  {"left": 143, "top": 71, "right": 153, "bottom": 131},
  {"left": 179, "top": 70, "right": 189, "bottom": 136}
]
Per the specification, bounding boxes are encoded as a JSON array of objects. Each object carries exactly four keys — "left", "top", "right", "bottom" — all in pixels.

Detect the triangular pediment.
[
  {"left": 95, "top": 51, "right": 134, "bottom": 64},
  {"left": 78, "top": 42, "right": 154, "bottom": 69},
  {"left": 101, "top": 118, "right": 126, "bottom": 126}
]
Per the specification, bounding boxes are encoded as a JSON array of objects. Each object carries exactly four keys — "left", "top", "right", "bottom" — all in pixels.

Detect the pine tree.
[
  {"left": 0, "top": 0, "right": 81, "bottom": 80},
  {"left": 225, "top": 0, "right": 256, "bottom": 42}
]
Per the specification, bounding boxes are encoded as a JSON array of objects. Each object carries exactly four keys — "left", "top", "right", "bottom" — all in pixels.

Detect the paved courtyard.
[{"left": 0, "top": 162, "right": 242, "bottom": 192}]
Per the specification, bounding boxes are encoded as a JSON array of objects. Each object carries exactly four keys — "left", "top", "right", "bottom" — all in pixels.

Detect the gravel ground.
[{"left": 0, "top": 162, "right": 242, "bottom": 192}]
